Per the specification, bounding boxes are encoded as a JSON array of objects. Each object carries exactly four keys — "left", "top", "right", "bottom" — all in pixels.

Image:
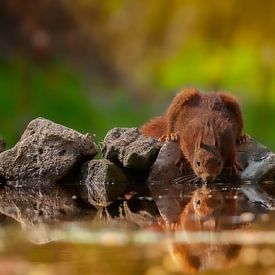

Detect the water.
[{"left": 1, "top": 180, "right": 275, "bottom": 275}]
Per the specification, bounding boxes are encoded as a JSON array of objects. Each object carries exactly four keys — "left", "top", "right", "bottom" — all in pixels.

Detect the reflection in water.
[
  {"left": 165, "top": 186, "right": 243, "bottom": 273},
  {"left": 0, "top": 179, "right": 275, "bottom": 274},
  {"left": 177, "top": 187, "right": 224, "bottom": 231},
  {"left": 145, "top": 174, "right": 275, "bottom": 273}
]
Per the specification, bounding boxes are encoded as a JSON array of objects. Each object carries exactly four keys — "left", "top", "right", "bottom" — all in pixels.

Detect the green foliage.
[
  {"left": 0, "top": 1, "right": 275, "bottom": 150},
  {"left": 0, "top": 58, "right": 152, "bottom": 146},
  {"left": 1, "top": 52, "right": 275, "bottom": 151}
]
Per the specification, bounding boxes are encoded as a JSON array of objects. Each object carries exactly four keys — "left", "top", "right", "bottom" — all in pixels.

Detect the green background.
[{"left": 0, "top": 0, "right": 275, "bottom": 150}]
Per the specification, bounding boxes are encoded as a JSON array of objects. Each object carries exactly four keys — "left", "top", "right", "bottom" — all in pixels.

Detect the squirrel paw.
[
  {"left": 237, "top": 134, "right": 250, "bottom": 145},
  {"left": 175, "top": 154, "right": 189, "bottom": 174},
  {"left": 228, "top": 162, "right": 243, "bottom": 176},
  {"left": 159, "top": 132, "right": 179, "bottom": 142}
]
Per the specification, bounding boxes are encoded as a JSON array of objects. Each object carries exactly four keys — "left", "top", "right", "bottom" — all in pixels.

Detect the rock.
[
  {"left": 236, "top": 139, "right": 275, "bottom": 209},
  {"left": 237, "top": 138, "right": 275, "bottom": 183},
  {"left": 80, "top": 159, "right": 129, "bottom": 207},
  {"left": 102, "top": 127, "right": 161, "bottom": 170},
  {"left": 0, "top": 118, "right": 98, "bottom": 183}
]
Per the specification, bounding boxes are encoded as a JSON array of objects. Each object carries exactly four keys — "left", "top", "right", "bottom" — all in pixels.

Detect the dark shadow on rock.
[{"left": 79, "top": 159, "right": 129, "bottom": 207}]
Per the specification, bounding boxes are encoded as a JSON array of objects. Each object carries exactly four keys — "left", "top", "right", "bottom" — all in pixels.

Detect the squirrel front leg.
[
  {"left": 158, "top": 113, "right": 179, "bottom": 142},
  {"left": 175, "top": 152, "right": 190, "bottom": 174},
  {"left": 159, "top": 105, "right": 179, "bottom": 142},
  {"left": 236, "top": 134, "right": 251, "bottom": 145},
  {"left": 226, "top": 150, "right": 243, "bottom": 176}
]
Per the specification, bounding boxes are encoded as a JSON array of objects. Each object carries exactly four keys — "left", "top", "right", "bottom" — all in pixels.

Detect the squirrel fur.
[{"left": 140, "top": 88, "right": 249, "bottom": 182}]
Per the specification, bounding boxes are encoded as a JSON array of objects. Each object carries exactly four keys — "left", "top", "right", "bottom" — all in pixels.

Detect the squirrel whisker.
[{"left": 173, "top": 174, "right": 197, "bottom": 183}]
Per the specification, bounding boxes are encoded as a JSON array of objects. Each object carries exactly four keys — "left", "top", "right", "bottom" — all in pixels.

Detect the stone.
[
  {"left": 237, "top": 138, "right": 275, "bottom": 184},
  {"left": 236, "top": 139, "right": 275, "bottom": 209},
  {"left": 102, "top": 127, "right": 161, "bottom": 170},
  {"left": 80, "top": 159, "right": 129, "bottom": 207},
  {"left": 0, "top": 118, "right": 98, "bottom": 183}
]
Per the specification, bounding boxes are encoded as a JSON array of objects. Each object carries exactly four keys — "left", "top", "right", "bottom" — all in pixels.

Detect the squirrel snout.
[
  {"left": 201, "top": 174, "right": 216, "bottom": 182},
  {"left": 205, "top": 176, "right": 214, "bottom": 182}
]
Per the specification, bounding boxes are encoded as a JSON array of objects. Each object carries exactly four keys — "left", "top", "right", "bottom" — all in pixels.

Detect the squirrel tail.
[{"left": 140, "top": 116, "right": 167, "bottom": 138}]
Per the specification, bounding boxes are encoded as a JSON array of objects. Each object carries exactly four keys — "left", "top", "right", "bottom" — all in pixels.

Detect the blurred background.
[{"left": 0, "top": 0, "right": 275, "bottom": 149}]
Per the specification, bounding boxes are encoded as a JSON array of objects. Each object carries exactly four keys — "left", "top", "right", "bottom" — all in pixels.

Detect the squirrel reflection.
[
  {"left": 150, "top": 186, "right": 251, "bottom": 273},
  {"left": 177, "top": 187, "right": 224, "bottom": 231}
]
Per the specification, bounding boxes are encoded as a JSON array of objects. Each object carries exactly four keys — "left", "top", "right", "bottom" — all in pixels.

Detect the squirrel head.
[
  {"left": 191, "top": 120, "right": 224, "bottom": 182},
  {"left": 192, "top": 186, "right": 224, "bottom": 218}
]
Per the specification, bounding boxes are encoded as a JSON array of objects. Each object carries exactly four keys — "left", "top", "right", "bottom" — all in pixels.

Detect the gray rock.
[
  {"left": 102, "top": 127, "right": 161, "bottom": 170},
  {"left": 80, "top": 159, "right": 129, "bottom": 207},
  {"left": 237, "top": 138, "right": 275, "bottom": 183},
  {"left": 0, "top": 118, "right": 98, "bottom": 183},
  {"left": 236, "top": 139, "right": 275, "bottom": 209}
]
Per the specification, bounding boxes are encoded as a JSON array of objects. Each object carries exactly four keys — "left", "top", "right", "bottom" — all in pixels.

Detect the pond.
[{"left": 0, "top": 179, "right": 275, "bottom": 275}]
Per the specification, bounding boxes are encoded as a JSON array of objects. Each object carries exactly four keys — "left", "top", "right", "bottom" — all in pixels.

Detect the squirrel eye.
[
  {"left": 196, "top": 199, "right": 201, "bottom": 206},
  {"left": 218, "top": 161, "right": 222, "bottom": 166},
  {"left": 196, "top": 161, "right": 201, "bottom": 167}
]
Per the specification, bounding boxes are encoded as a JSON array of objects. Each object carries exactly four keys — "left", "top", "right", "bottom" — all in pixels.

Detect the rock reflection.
[{"left": 0, "top": 181, "right": 97, "bottom": 243}]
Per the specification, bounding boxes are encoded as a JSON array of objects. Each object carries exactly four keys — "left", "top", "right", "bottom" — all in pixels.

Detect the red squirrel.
[{"left": 140, "top": 88, "right": 249, "bottom": 182}]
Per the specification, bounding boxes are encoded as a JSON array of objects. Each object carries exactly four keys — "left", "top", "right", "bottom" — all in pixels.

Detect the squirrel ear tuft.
[
  {"left": 213, "top": 126, "right": 220, "bottom": 148},
  {"left": 206, "top": 119, "right": 220, "bottom": 148},
  {"left": 196, "top": 132, "right": 203, "bottom": 149}
]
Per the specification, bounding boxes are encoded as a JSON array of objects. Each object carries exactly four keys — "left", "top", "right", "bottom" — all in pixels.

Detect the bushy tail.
[{"left": 140, "top": 116, "right": 167, "bottom": 138}]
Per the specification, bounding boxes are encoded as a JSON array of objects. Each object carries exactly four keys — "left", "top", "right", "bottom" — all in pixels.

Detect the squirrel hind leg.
[
  {"left": 170, "top": 88, "right": 200, "bottom": 110},
  {"left": 218, "top": 92, "right": 244, "bottom": 131},
  {"left": 166, "top": 88, "right": 200, "bottom": 134}
]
